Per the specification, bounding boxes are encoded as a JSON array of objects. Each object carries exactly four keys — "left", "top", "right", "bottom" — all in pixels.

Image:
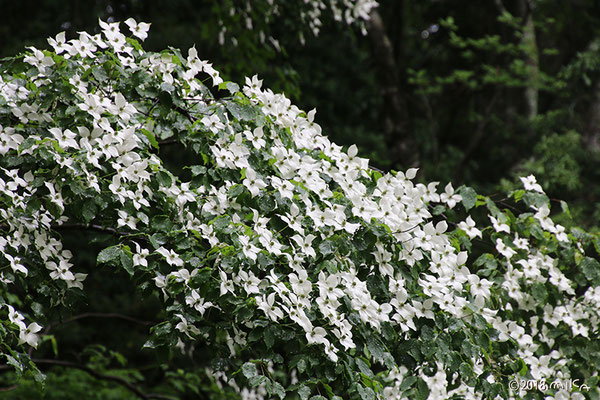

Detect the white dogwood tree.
[{"left": 0, "top": 18, "right": 599, "bottom": 399}]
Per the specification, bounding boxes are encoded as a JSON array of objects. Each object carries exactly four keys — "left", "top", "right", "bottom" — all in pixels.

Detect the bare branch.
[
  {"left": 43, "top": 312, "right": 155, "bottom": 336},
  {"left": 51, "top": 222, "right": 121, "bottom": 236}
]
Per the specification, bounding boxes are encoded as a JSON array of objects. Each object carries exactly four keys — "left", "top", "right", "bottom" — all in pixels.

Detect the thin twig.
[
  {"left": 51, "top": 222, "right": 121, "bottom": 236},
  {"left": 43, "top": 312, "right": 155, "bottom": 336}
]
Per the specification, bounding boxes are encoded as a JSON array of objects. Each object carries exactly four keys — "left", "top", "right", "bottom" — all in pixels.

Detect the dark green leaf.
[
  {"left": 318, "top": 240, "right": 334, "bottom": 256},
  {"left": 97, "top": 246, "right": 120, "bottom": 265},
  {"left": 249, "top": 375, "right": 267, "bottom": 387},
  {"left": 581, "top": 257, "right": 600, "bottom": 285},
  {"left": 357, "top": 385, "right": 375, "bottom": 400},
  {"left": 242, "top": 362, "right": 257, "bottom": 379},
  {"left": 141, "top": 129, "right": 159, "bottom": 150},
  {"left": 298, "top": 385, "right": 311, "bottom": 400},
  {"left": 156, "top": 171, "right": 172, "bottom": 187}
]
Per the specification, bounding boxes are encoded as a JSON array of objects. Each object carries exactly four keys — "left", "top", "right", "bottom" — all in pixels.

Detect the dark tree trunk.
[{"left": 367, "top": 6, "right": 418, "bottom": 169}]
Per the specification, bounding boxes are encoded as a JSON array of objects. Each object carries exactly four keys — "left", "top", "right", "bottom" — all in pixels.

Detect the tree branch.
[
  {"left": 51, "top": 222, "right": 150, "bottom": 243},
  {"left": 174, "top": 105, "right": 197, "bottom": 123},
  {"left": 158, "top": 138, "right": 179, "bottom": 146},
  {"left": 51, "top": 222, "right": 121, "bottom": 236},
  {"left": 7, "top": 359, "right": 174, "bottom": 400},
  {"left": 43, "top": 312, "right": 155, "bottom": 336}
]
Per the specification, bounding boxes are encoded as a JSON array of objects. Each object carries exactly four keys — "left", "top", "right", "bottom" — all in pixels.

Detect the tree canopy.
[{"left": 0, "top": 16, "right": 599, "bottom": 399}]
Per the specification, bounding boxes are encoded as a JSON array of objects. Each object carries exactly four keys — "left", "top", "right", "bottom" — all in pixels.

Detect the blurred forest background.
[{"left": 1, "top": 0, "right": 599, "bottom": 398}]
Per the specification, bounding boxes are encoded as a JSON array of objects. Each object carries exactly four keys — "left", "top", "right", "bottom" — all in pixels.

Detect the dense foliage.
[
  {"left": 0, "top": 20, "right": 599, "bottom": 399},
  {"left": 2, "top": 1, "right": 599, "bottom": 231}
]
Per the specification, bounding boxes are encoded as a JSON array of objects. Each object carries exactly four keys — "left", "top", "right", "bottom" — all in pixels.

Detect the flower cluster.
[{"left": 0, "top": 21, "right": 598, "bottom": 400}]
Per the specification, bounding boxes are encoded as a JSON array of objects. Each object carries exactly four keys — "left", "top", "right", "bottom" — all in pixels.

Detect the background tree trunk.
[
  {"left": 518, "top": 0, "right": 539, "bottom": 122},
  {"left": 367, "top": 6, "right": 419, "bottom": 168}
]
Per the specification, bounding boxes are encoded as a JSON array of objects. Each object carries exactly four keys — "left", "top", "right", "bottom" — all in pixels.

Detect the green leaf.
[
  {"left": 366, "top": 334, "right": 386, "bottom": 361},
  {"left": 357, "top": 385, "right": 375, "bottom": 400},
  {"left": 318, "top": 240, "right": 334, "bottom": 256},
  {"left": 6, "top": 354, "right": 23, "bottom": 373},
  {"left": 531, "top": 283, "right": 547, "bottom": 302},
  {"left": 226, "top": 101, "right": 257, "bottom": 121},
  {"left": 560, "top": 200, "right": 572, "bottom": 219},
  {"left": 264, "top": 326, "right": 275, "bottom": 349},
  {"left": 398, "top": 376, "right": 417, "bottom": 391},
  {"left": 119, "top": 250, "right": 134, "bottom": 276},
  {"left": 242, "top": 362, "right": 257, "bottom": 379},
  {"left": 459, "top": 186, "right": 477, "bottom": 210},
  {"left": 258, "top": 195, "right": 275, "bottom": 213},
  {"left": 190, "top": 165, "right": 207, "bottom": 176},
  {"left": 355, "top": 358, "right": 373, "bottom": 378},
  {"left": 523, "top": 192, "right": 549, "bottom": 209},
  {"left": 227, "top": 184, "right": 245, "bottom": 199},
  {"left": 271, "top": 381, "right": 285, "bottom": 399},
  {"left": 581, "top": 257, "right": 600, "bottom": 285},
  {"left": 141, "top": 129, "right": 159, "bottom": 150},
  {"left": 416, "top": 378, "right": 430, "bottom": 400},
  {"left": 249, "top": 375, "right": 267, "bottom": 387},
  {"left": 156, "top": 171, "right": 172, "bottom": 187},
  {"left": 297, "top": 358, "right": 307, "bottom": 374},
  {"left": 81, "top": 200, "right": 97, "bottom": 223},
  {"left": 91, "top": 65, "right": 108, "bottom": 82},
  {"left": 298, "top": 385, "right": 311, "bottom": 400},
  {"left": 219, "top": 81, "right": 240, "bottom": 94},
  {"left": 97, "top": 246, "right": 121, "bottom": 265}
]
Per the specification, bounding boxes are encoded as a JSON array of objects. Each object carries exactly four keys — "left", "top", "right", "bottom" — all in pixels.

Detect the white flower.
[
  {"left": 237, "top": 235, "right": 260, "bottom": 261},
  {"left": 45, "top": 182, "right": 65, "bottom": 211},
  {"left": 186, "top": 290, "right": 214, "bottom": 316},
  {"left": 306, "top": 326, "right": 329, "bottom": 345},
  {"left": 18, "top": 322, "right": 42, "bottom": 348},
  {"left": 4, "top": 253, "right": 28, "bottom": 275},
  {"left": 520, "top": 175, "right": 544, "bottom": 193},
  {"left": 291, "top": 234, "right": 317, "bottom": 258},
  {"left": 257, "top": 293, "right": 283, "bottom": 321},
  {"left": 47, "top": 259, "right": 75, "bottom": 281},
  {"left": 242, "top": 168, "right": 267, "bottom": 197},
  {"left": 289, "top": 269, "right": 312, "bottom": 295},
  {"left": 6, "top": 305, "right": 26, "bottom": 329},
  {"left": 124, "top": 18, "right": 151, "bottom": 41},
  {"left": 48, "top": 31, "right": 69, "bottom": 54},
  {"left": 440, "top": 183, "right": 461, "bottom": 208},
  {"left": 156, "top": 247, "right": 184, "bottom": 267},
  {"left": 109, "top": 93, "right": 137, "bottom": 121},
  {"left": 117, "top": 210, "right": 137, "bottom": 230},
  {"left": 175, "top": 314, "right": 200, "bottom": 338},
  {"left": 49, "top": 127, "right": 79, "bottom": 150},
  {"left": 489, "top": 215, "right": 510, "bottom": 234},
  {"left": 133, "top": 243, "right": 149, "bottom": 267},
  {"left": 245, "top": 126, "right": 266, "bottom": 149},
  {"left": 219, "top": 270, "right": 235, "bottom": 296},
  {"left": 496, "top": 238, "right": 516, "bottom": 260},
  {"left": 458, "top": 216, "right": 482, "bottom": 239}
]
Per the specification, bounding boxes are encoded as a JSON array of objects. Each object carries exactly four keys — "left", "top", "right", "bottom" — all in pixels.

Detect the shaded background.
[{"left": 1, "top": 0, "right": 600, "bottom": 397}]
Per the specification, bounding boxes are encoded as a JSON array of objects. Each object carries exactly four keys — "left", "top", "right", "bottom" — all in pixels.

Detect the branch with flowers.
[{"left": 0, "top": 18, "right": 599, "bottom": 400}]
